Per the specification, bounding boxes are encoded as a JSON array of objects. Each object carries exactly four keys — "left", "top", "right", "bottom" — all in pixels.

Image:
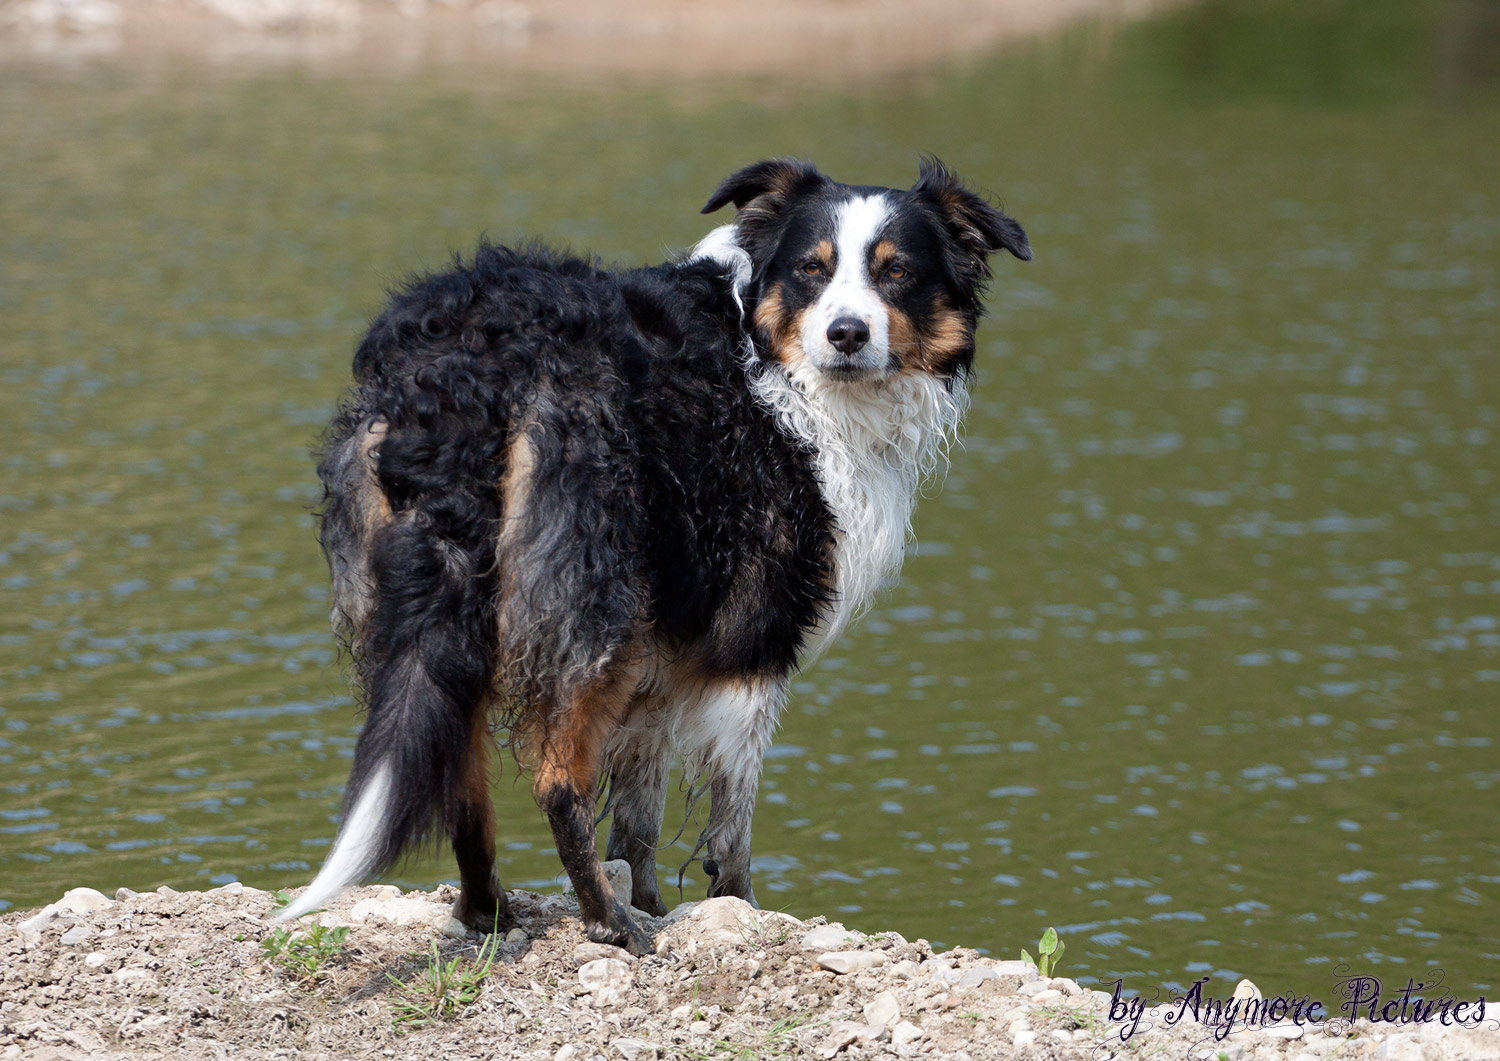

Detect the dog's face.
[{"left": 703, "top": 157, "right": 1030, "bottom": 384}]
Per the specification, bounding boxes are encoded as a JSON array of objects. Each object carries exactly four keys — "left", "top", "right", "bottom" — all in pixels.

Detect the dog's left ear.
[
  {"left": 912, "top": 156, "right": 1031, "bottom": 263},
  {"left": 702, "top": 158, "right": 827, "bottom": 215}
]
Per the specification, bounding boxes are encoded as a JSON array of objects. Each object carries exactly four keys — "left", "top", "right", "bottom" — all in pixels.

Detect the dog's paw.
[
  {"left": 453, "top": 892, "right": 514, "bottom": 935},
  {"left": 588, "top": 905, "right": 655, "bottom": 956}
]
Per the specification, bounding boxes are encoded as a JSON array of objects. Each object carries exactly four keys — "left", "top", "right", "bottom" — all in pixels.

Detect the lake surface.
[{"left": 2, "top": 0, "right": 1497, "bottom": 1001}]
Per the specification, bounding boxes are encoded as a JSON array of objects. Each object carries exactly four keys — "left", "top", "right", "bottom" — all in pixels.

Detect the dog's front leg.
[
  {"left": 692, "top": 678, "right": 787, "bottom": 908},
  {"left": 702, "top": 768, "right": 761, "bottom": 906},
  {"left": 603, "top": 727, "right": 671, "bottom": 916}
]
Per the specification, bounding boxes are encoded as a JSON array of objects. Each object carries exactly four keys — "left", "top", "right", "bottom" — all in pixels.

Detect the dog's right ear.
[{"left": 702, "top": 158, "right": 826, "bottom": 214}]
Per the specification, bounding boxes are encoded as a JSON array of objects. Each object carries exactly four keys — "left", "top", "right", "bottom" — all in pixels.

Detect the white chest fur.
[{"left": 749, "top": 358, "right": 967, "bottom": 657}]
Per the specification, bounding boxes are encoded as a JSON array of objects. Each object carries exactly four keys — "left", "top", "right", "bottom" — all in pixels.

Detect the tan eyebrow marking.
[{"left": 872, "top": 239, "right": 900, "bottom": 269}]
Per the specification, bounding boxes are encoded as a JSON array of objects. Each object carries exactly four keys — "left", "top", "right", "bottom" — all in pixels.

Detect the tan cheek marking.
[
  {"left": 887, "top": 305, "right": 919, "bottom": 360},
  {"left": 753, "top": 285, "right": 810, "bottom": 370},
  {"left": 908, "top": 306, "right": 972, "bottom": 373}
]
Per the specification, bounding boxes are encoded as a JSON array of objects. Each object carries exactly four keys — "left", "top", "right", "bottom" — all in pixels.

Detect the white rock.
[
  {"left": 802, "top": 924, "right": 865, "bottom": 951},
  {"left": 83, "top": 952, "right": 108, "bottom": 969},
  {"left": 817, "top": 950, "right": 887, "bottom": 974},
  {"left": 575, "top": 941, "right": 635, "bottom": 964},
  {"left": 891, "top": 1021, "right": 924, "bottom": 1048},
  {"left": 990, "top": 959, "right": 1038, "bottom": 978},
  {"left": 1374, "top": 1039, "right": 1427, "bottom": 1061},
  {"left": 889, "top": 959, "right": 921, "bottom": 979},
  {"left": 956, "top": 967, "right": 1001, "bottom": 989},
  {"left": 58, "top": 925, "right": 91, "bottom": 946},
  {"left": 208, "top": 881, "right": 245, "bottom": 896},
  {"left": 1013, "top": 1029, "right": 1037, "bottom": 1048},
  {"left": 689, "top": 1021, "right": 712, "bottom": 1036},
  {"left": 561, "top": 859, "right": 632, "bottom": 906},
  {"left": 1052, "top": 976, "right": 1085, "bottom": 995},
  {"left": 603, "top": 860, "right": 632, "bottom": 905},
  {"left": 816, "top": 1021, "right": 866, "bottom": 1059},
  {"left": 18, "top": 905, "right": 62, "bottom": 935},
  {"left": 668, "top": 895, "right": 763, "bottom": 945},
  {"left": 348, "top": 895, "right": 446, "bottom": 927},
  {"left": 1265, "top": 1022, "right": 1305, "bottom": 1040},
  {"left": 1233, "top": 978, "right": 1263, "bottom": 1001},
  {"left": 1029, "top": 989, "right": 1064, "bottom": 1005},
  {"left": 926, "top": 964, "right": 963, "bottom": 987},
  {"left": 554, "top": 1046, "right": 579, "bottom": 1061},
  {"left": 614, "top": 1038, "right": 656, "bottom": 1059},
  {"left": 593, "top": 985, "right": 629, "bottom": 1008},
  {"left": 1018, "top": 979, "right": 1055, "bottom": 996},
  {"left": 57, "top": 887, "right": 110, "bottom": 914},
  {"left": 578, "top": 957, "right": 632, "bottom": 992},
  {"left": 864, "top": 991, "right": 901, "bottom": 1030}
]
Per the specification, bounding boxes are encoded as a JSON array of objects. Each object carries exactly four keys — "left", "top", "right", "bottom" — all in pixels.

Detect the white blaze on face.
[{"left": 799, "top": 194, "right": 893, "bottom": 376}]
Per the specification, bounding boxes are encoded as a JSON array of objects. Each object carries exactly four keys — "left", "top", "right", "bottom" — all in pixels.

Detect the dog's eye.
[
  {"left": 800, "top": 261, "right": 824, "bottom": 276},
  {"left": 885, "top": 264, "right": 910, "bottom": 281}
]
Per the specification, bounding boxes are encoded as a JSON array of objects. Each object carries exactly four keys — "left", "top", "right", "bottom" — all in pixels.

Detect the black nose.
[{"left": 826, "top": 316, "right": 870, "bottom": 355}]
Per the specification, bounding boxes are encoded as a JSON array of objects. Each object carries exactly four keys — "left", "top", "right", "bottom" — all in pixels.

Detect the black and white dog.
[{"left": 279, "top": 158, "right": 1029, "bottom": 952}]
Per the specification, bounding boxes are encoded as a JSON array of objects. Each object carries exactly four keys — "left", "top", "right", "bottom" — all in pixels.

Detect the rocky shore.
[
  {"left": 0, "top": 0, "right": 1181, "bottom": 79},
  {"left": 3, "top": 871, "right": 1494, "bottom": 1060}
]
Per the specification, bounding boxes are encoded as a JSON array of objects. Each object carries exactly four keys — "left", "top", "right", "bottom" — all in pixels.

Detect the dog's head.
[{"left": 701, "top": 157, "right": 1029, "bottom": 384}]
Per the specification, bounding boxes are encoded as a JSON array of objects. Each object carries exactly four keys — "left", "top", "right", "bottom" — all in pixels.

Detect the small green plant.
[
  {"left": 684, "top": 1012, "right": 822, "bottom": 1061},
  {"left": 1037, "top": 1002, "right": 1099, "bottom": 1037},
  {"left": 1021, "top": 926, "right": 1065, "bottom": 978},
  {"left": 387, "top": 932, "right": 501, "bottom": 1030},
  {"left": 260, "top": 923, "right": 350, "bottom": 982},
  {"left": 271, "top": 889, "right": 293, "bottom": 910}
]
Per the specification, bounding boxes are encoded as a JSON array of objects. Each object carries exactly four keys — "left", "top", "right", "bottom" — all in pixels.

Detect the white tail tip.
[{"left": 276, "top": 762, "right": 392, "bottom": 921}]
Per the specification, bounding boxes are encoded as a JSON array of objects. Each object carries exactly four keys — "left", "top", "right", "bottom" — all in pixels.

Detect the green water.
[{"left": 2, "top": 0, "right": 1497, "bottom": 1001}]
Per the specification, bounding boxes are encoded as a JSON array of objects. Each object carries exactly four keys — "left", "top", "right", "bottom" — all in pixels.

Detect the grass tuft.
[{"left": 387, "top": 932, "right": 501, "bottom": 1031}]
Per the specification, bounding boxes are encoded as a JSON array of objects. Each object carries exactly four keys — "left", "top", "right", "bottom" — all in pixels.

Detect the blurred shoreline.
[{"left": 0, "top": 0, "right": 1182, "bottom": 80}]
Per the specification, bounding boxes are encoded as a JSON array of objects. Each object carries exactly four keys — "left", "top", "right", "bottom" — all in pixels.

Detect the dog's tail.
[{"left": 279, "top": 403, "right": 501, "bottom": 922}]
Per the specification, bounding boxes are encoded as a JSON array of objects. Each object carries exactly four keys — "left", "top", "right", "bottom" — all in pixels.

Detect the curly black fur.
[
  {"left": 281, "top": 159, "right": 1028, "bottom": 949},
  {"left": 317, "top": 243, "right": 835, "bottom": 878}
]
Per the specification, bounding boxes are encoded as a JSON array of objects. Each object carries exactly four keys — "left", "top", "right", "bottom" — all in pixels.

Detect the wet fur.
[{"left": 279, "top": 157, "right": 1028, "bottom": 952}]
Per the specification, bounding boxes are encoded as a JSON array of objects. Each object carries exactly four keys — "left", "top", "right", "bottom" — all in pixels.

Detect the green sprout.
[{"left": 1021, "top": 926, "right": 1065, "bottom": 978}]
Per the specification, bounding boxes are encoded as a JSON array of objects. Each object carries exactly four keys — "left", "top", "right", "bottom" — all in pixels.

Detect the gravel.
[{"left": 3, "top": 881, "right": 1495, "bottom": 1060}]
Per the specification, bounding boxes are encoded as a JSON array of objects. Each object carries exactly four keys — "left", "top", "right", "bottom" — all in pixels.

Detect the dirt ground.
[
  {"left": 4, "top": 878, "right": 1494, "bottom": 1060},
  {"left": 0, "top": 0, "right": 1179, "bottom": 80}
]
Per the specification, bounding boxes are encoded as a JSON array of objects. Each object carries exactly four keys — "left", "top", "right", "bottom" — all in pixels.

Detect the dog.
[{"left": 278, "top": 157, "right": 1029, "bottom": 952}]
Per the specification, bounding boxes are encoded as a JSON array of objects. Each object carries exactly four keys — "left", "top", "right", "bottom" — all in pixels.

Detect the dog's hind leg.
[
  {"left": 451, "top": 707, "right": 511, "bottom": 933},
  {"left": 685, "top": 678, "right": 788, "bottom": 908},
  {"left": 603, "top": 721, "right": 671, "bottom": 917},
  {"left": 531, "top": 665, "right": 654, "bottom": 955}
]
